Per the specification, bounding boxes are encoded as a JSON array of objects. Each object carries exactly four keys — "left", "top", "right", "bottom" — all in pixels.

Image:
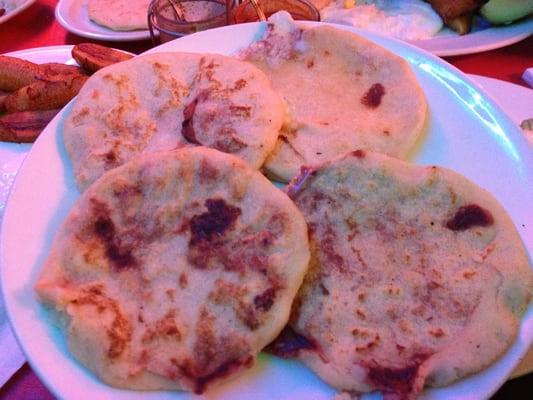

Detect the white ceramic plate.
[
  {"left": 3, "top": 22, "right": 533, "bottom": 400},
  {"left": 411, "top": 16, "right": 533, "bottom": 57},
  {"left": 0, "top": 44, "right": 141, "bottom": 388},
  {"left": 0, "top": 44, "right": 78, "bottom": 392},
  {"left": 0, "top": 0, "right": 36, "bottom": 24},
  {"left": 55, "top": 0, "right": 150, "bottom": 41}
]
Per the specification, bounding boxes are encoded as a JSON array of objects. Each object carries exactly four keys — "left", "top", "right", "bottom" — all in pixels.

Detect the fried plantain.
[
  {"left": 0, "top": 92, "right": 8, "bottom": 111},
  {"left": 39, "top": 63, "right": 87, "bottom": 79},
  {"left": 1, "top": 44, "right": 132, "bottom": 142},
  {"left": 3, "top": 75, "right": 88, "bottom": 112},
  {"left": 0, "top": 56, "right": 43, "bottom": 91},
  {"left": 481, "top": 0, "right": 533, "bottom": 24},
  {"left": 72, "top": 43, "right": 134, "bottom": 74},
  {"left": 0, "top": 109, "right": 60, "bottom": 143}
]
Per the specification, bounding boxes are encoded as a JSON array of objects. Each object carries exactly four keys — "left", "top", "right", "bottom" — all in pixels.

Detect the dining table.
[{"left": 0, "top": 0, "right": 533, "bottom": 399}]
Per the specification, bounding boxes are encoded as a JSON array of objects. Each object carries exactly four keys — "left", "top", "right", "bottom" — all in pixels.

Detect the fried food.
[
  {"left": 39, "top": 62, "right": 86, "bottom": 79},
  {"left": 64, "top": 52, "right": 284, "bottom": 190},
  {"left": 425, "top": 0, "right": 488, "bottom": 20},
  {"left": 0, "top": 92, "right": 7, "bottom": 111},
  {"left": 309, "top": 0, "right": 331, "bottom": 10},
  {"left": 0, "top": 109, "right": 60, "bottom": 143},
  {"left": 0, "top": 56, "right": 86, "bottom": 93},
  {"left": 446, "top": 12, "right": 474, "bottom": 34},
  {"left": 0, "top": 55, "right": 42, "bottom": 91},
  {"left": 72, "top": 43, "right": 134, "bottom": 74},
  {"left": 425, "top": 0, "right": 489, "bottom": 34},
  {"left": 3, "top": 75, "right": 88, "bottom": 112}
]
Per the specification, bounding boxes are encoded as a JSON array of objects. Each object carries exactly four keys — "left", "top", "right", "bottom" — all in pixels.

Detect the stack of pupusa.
[
  {"left": 247, "top": 16, "right": 530, "bottom": 399},
  {"left": 62, "top": 11, "right": 427, "bottom": 190},
  {"left": 34, "top": 11, "right": 532, "bottom": 399}
]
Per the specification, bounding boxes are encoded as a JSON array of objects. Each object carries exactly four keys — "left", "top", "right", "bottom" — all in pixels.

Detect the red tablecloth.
[
  {"left": 1, "top": 0, "right": 532, "bottom": 85},
  {"left": 1, "top": 1, "right": 532, "bottom": 399}
]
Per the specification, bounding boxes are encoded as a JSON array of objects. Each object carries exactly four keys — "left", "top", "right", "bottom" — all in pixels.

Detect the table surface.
[{"left": 1, "top": 1, "right": 533, "bottom": 399}]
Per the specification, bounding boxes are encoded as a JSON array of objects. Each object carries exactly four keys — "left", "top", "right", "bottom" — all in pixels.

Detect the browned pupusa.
[
  {"left": 279, "top": 150, "right": 533, "bottom": 398},
  {"left": 426, "top": 0, "right": 487, "bottom": 20},
  {"left": 241, "top": 12, "right": 427, "bottom": 182},
  {"left": 63, "top": 52, "right": 285, "bottom": 191},
  {"left": 0, "top": 56, "right": 43, "bottom": 91},
  {"left": 35, "top": 147, "right": 310, "bottom": 393}
]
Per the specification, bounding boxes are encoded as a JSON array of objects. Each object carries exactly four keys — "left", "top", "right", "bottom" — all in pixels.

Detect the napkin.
[
  {"left": 523, "top": 67, "right": 533, "bottom": 88},
  {"left": 0, "top": 299, "right": 25, "bottom": 387},
  {"left": 0, "top": 152, "right": 29, "bottom": 387}
]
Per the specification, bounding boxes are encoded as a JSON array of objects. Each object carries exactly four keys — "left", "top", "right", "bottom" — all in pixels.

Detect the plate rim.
[
  {"left": 5, "top": 44, "right": 76, "bottom": 59},
  {"left": 2, "top": 20, "right": 533, "bottom": 400}
]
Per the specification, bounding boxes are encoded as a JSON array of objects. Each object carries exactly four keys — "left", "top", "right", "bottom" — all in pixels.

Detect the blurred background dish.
[
  {"left": 233, "top": 0, "right": 320, "bottom": 23},
  {"left": 148, "top": 0, "right": 236, "bottom": 43},
  {"left": 316, "top": 0, "right": 532, "bottom": 56}
]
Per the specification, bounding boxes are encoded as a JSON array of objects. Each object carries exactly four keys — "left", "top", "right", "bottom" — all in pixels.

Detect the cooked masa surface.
[
  {"left": 282, "top": 150, "right": 533, "bottom": 398},
  {"left": 35, "top": 147, "right": 310, "bottom": 393}
]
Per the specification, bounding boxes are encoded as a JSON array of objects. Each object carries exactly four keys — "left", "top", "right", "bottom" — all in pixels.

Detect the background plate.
[
  {"left": 410, "top": 16, "right": 533, "bottom": 56},
  {"left": 0, "top": 0, "right": 36, "bottom": 24},
  {"left": 55, "top": 0, "right": 150, "bottom": 41},
  {"left": 2, "top": 22, "right": 533, "bottom": 400}
]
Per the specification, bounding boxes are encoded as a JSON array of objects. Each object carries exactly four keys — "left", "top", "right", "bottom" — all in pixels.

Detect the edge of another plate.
[
  {"left": 0, "top": 0, "right": 37, "bottom": 24},
  {"left": 410, "top": 16, "right": 533, "bottom": 57}
]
